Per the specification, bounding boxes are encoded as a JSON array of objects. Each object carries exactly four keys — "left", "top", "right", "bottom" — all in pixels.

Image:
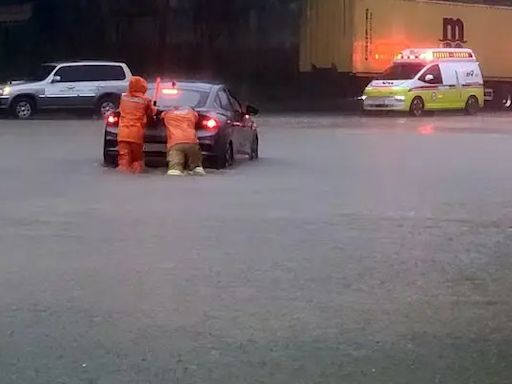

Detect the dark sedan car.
[{"left": 103, "top": 81, "right": 259, "bottom": 169}]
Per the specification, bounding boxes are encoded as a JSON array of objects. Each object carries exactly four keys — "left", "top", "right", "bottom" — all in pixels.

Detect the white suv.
[{"left": 0, "top": 61, "right": 133, "bottom": 119}]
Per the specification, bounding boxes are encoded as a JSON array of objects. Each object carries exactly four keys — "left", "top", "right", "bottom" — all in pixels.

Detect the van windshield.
[{"left": 378, "top": 63, "right": 426, "bottom": 80}]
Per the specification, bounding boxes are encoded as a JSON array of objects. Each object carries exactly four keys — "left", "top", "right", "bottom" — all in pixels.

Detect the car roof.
[
  {"left": 43, "top": 61, "right": 126, "bottom": 66},
  {"left": 148, "top": 81, "right": 220, "bottom": 93}
]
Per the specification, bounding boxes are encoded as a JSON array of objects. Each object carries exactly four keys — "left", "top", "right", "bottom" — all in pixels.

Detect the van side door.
[
  {"left": 439, "top": 63, "right": 463, "bottom": 109},
  {"left": 458, "top": 63, "right": 484, "bottom": 108},
  {"left": 418, "top": 64, "right": 445, "bottom": 110}
]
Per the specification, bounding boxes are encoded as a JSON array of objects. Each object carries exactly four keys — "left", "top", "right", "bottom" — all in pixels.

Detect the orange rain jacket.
[
  {"left": 118, "top": 77, "right": 154, "bottom": 144},
  {"left": 162, "top": 107, "right": 199, "bottom": 149}
]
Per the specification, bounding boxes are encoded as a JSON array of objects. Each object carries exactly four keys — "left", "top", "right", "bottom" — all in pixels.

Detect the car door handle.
[{"left": 66, "top": 85, "right": 75, "bottom": 89}]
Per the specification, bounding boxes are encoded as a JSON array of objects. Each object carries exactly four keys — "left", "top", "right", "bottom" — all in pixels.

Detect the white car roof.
[{"left": 45, "top": 61, "right": 127, "bottom": 66}]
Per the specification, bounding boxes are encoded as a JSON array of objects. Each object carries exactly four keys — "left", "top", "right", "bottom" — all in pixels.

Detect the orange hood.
[{"left": 128, "top": 76, "right": 148, "bottom": 96}]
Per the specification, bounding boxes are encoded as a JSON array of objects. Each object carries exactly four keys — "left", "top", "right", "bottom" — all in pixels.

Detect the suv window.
[
  {"left": 87, "top": 65, "right": 126, "bottom": 81},
  {"left": 54, "top": 64, "right": 126, "bottom": 82},
  {"left": 217, "top": 89, "right": 233, "bottom": 111},
  {"left": 420, "top": 64, "right": 443, "bottom": 84},
  {"left": 54, "top": 66, "right": 84, "bottom": 82}
]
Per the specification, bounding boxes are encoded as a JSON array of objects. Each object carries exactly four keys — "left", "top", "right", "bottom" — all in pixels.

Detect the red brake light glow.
[
  {"left": 107, "top": 115, "right": 118, "bottom": 125},
  {"left": 202, "top": 118, "right": 218, "bottom": 130},
  {"left": 418, "top": 124, "right": 435, "bottom": 136},
  {"left": 162, "top": 88, "right": 179, "bottom": 95}
]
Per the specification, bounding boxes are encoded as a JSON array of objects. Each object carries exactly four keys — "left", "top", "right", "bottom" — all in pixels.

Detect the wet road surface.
[{"left": 1, "top": 113, "right": 512, "bottom": 383}]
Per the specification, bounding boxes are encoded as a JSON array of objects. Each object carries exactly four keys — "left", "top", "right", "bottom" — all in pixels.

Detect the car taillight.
[
  {"left": 201, "top": 117, "right": 218, "bottom": 131},
  {"left": 106, "top": 114, "right": 119, "bottom": 126}
]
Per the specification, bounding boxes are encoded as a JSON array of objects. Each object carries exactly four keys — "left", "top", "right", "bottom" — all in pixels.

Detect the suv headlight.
[
  {"left": 394, "top": 95, "right": 405, "bottom": 101},
  {"left": 0, "top": 86, "right": 11, "bottom": 96}
]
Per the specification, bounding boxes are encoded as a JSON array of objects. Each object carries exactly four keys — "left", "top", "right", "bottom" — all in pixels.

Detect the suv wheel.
[
  {"left": 12, "top": 97, "right": 35, "bottom": 119},
  {"left": 98, "top": 96, "right": 119, "bottom": 117}
]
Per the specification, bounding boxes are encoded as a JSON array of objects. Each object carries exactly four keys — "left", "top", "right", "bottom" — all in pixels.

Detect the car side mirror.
[
  {"left": 424, "top": 74, "right": 434, "bottom": 83},
  {"left": 245, "top": 104, "right": 259, "bottom": 116},
  {"left": 51, "top": 75, "right": 61, "bottom": 83}
]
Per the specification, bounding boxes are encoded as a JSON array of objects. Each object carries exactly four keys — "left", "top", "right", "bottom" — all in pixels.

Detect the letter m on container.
[{"left": 440, "top": 17, "right": 467, "bottom": 48}]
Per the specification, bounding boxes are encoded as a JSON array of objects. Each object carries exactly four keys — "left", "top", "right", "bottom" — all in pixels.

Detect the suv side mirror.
[
  {"left": 424, "top": 74, "right": 434, "bottom": 83},
  {"left": 50, "top": 75, "right": 61, "bottom": 83},
  {"left": 245, "top": 104, "right": 259, "bottom": 116}
]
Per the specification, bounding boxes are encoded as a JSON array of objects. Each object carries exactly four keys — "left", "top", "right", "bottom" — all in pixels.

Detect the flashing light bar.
[
  {"left": 396, "top": 50, "right": 473, "bottom": 61},
  {"left": 396, "top": 53, "right": 425, "bottom": 60},
  {"left": 432, "top": 51, "right": 473, "bottom": 59}
]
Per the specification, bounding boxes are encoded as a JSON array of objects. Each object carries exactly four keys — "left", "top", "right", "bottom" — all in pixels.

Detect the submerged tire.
[{"left": 216, "top": 141, "right": 234, "bottom": 169}]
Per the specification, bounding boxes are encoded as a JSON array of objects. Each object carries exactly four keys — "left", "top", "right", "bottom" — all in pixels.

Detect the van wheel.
[
  {"left": 409, "top": 97, "right": 424, "bottom": 117},
  {"left": 465, "top": 96, "right": 479, "bottom": 115}
]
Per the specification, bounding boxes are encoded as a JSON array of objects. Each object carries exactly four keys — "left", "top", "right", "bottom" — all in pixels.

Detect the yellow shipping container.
[{"left": 300, "top": 0, "right": 512, "bottom": 81}]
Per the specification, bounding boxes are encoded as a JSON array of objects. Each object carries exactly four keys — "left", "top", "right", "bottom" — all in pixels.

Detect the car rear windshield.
[
  {"left": 156, "top": 89, "right": 209, "bottom": 109},
  {"left": 378, "top": 63, "right": 426, "bottom": 80}
]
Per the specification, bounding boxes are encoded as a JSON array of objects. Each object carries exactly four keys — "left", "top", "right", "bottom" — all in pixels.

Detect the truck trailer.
[{"left": 300, "top": 0, "right": 512, "bottom": 108}]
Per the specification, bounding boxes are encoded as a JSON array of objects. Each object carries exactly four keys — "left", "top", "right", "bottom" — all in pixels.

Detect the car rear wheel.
[
  {"left": 249, "top": 135, "right": 259, "bottom": 160},
  {"left": 216, "top": 141, "right": 234, "bottom": 169},
  {"left": 98, "top": 96, "right": 119, "bottom": 118},
  {"left": 104, "top": 154, "right": 117, "bottom": 168},
  {"left": 11, "top": 97, "right": 35, "bottom": 119},
  {"left": 465, "top": 95, "right": 479, "bottom": 115},
  {"left": 409, "top": 97, "right": 424, "bottom": 117},
  {"left": 103, "top": 132, "right": 117, "bottom": 168}
]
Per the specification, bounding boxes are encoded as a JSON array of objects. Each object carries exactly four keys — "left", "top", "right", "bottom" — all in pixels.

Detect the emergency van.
[
  {"left": 362, "top": 48, "right": 484, "bottom": 116},
  {"left": 300, "top": 0, "right": 512, "bottom": 109}
]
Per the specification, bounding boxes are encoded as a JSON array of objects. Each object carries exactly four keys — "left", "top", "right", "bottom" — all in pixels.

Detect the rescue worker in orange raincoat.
[
  {"left": 117, "top": 76, "right": 155, "bottom": 173},
  {"left": 162, "top": 106, "right": 206, "bottom": 176}
]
